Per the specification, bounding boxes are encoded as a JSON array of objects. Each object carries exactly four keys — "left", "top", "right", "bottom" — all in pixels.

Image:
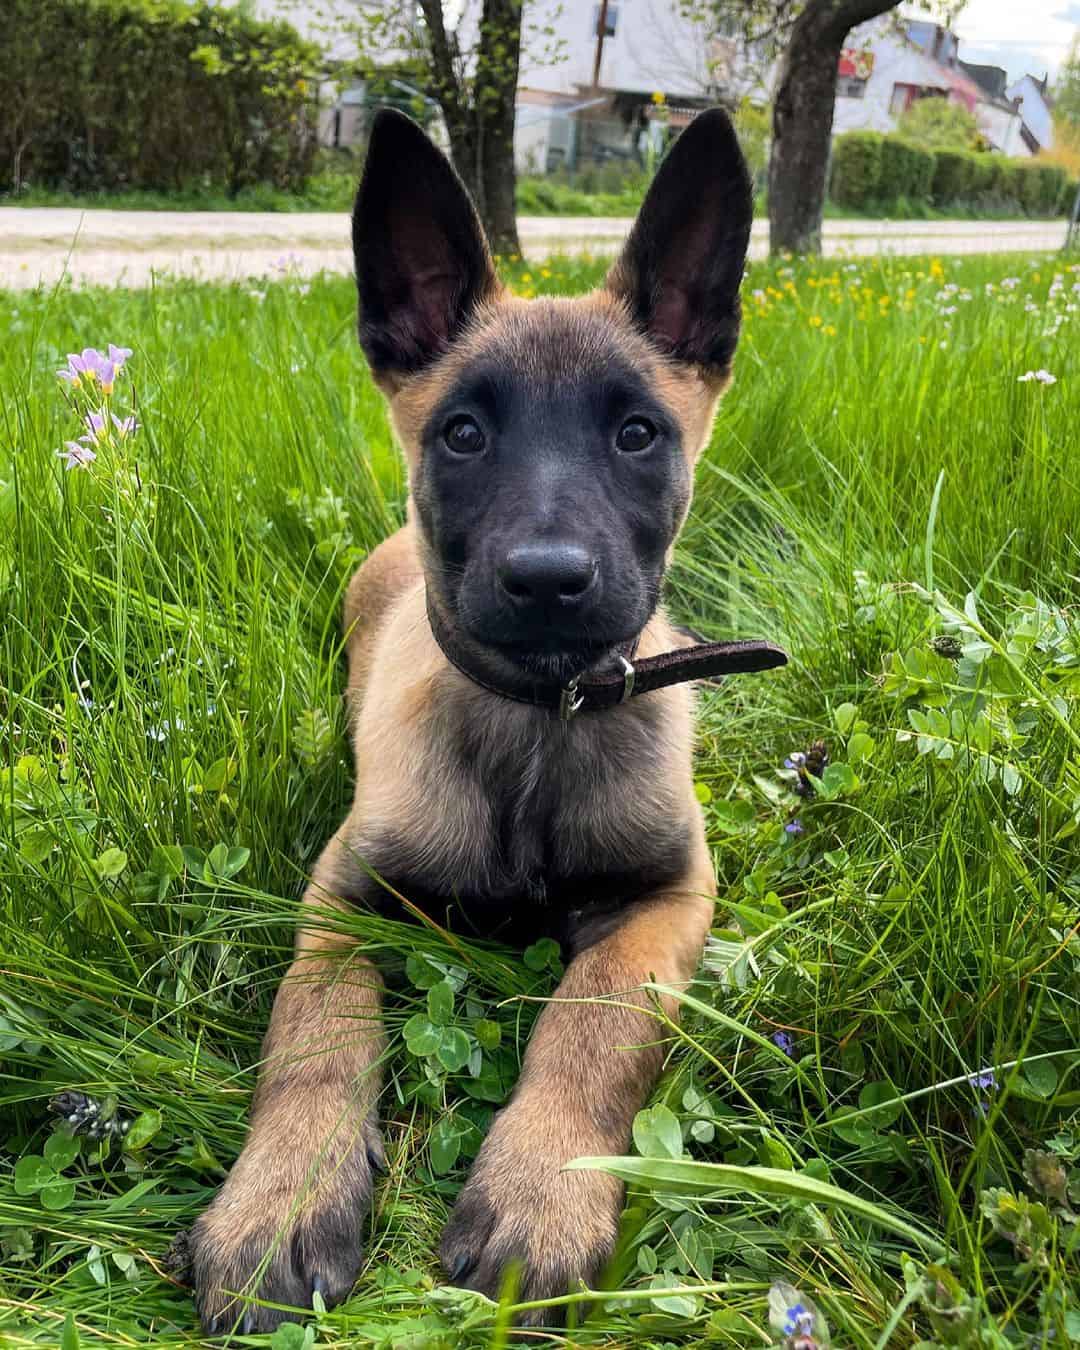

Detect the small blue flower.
[
  {"left": 782, "top": 1303, "right": 816, "bottom": 1337},
  {"left": 768, "top": 1281, "right": 829, "bottom": 1348},
  {"left": 772, "top": 1031, "right": 795, "bottom": 1057},
  {"left": 969, "top": 1069, "right": 996, "bottom": 1091},
  {"left": 785, "top": 819, "right": 804, "bottom": 836}
]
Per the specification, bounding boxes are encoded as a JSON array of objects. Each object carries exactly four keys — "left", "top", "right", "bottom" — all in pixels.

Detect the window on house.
[
  {"left": 594, "top": 4, "right": 618, "bottom": 38},
  {"left": 889, "top": 84, "right": 910, "bottom": 116},
  {"left": 838, "top": 77, "right": 867, "bottom": 99}
]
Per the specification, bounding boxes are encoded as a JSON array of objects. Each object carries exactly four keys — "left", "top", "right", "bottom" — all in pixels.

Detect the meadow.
[{"left": 1, "top": 247, "right": 1079, "bottom": 1349}]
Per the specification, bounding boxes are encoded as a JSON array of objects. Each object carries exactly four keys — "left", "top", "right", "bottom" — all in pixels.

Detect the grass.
[{"left": 1, "top": 247, "right": 1080, "bottom": 1348}]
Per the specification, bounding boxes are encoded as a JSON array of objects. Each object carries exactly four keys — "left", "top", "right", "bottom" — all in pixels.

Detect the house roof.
[
  {"left": 958, "top": 61, "right": 1009, "bottom": 102},
  {"left": 1025, "top": 74, "right": 1054, "bottom": 105}
]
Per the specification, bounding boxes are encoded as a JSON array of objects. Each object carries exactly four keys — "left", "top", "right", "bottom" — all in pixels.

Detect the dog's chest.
[{"left": 355, "top": 685, "right": 693, "bottom": 944}]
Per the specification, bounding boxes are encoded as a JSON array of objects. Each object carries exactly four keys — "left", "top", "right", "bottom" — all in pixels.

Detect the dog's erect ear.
[
  {"left": 353, "top": 110, "right": 498, "bottom": 379},
  {"left": 606, "top": 108, "right": 752, "bottom": 372}
]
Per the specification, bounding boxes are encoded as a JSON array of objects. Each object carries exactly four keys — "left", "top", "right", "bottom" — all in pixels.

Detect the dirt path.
[{"left": 0, "top": 209, "right": 1069, "bottom": 289}]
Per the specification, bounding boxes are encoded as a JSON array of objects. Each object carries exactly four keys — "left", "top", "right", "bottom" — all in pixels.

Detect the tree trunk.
[
  {"left": 768, "top": 0, "right": 901, "bottom": 255},
  {"left": 419, "top": 1, "right": 481, "bottom": 202},
  {"left": 419, "top": 0, "right": 522, "bottom": 257},
  {"left": 476, "top": 0, "right": 522, "bottom": 256}
]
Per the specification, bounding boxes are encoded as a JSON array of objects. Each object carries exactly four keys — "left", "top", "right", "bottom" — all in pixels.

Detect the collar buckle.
[
  {"left": 618, "top": 654, "right": 636, "bottom": 703},
  {"left": 559, "top": 676, "right": 584, "bottom": 721}
]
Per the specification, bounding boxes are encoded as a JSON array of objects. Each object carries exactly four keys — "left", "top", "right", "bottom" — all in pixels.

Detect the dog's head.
[{"left": 352, "top": 109, "right": 752, "bottom": 682}]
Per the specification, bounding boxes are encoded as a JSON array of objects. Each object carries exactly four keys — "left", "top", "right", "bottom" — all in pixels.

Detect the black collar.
[{"left": 425, "top": 590, "right": 787, "bottom": 720}]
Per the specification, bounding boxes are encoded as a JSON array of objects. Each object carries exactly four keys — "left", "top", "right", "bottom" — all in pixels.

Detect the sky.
[{"left": 949, "top": 0, "right": 1078, "bottom": 85}]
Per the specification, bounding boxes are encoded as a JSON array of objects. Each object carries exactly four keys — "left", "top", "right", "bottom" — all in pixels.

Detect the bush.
[
  {"left": 964, "top": 153, "right": 996, "bottom": 199},
  {"left": 994, "top": 161, "right": 1027, "bottom": 209},
  {"left": 1, "top": 0, "right": 319, "bottom": 196},
  {"left": 830, "top": 132, "right": 884, "bottom": 208},
  {"left": 931, "top": 149, "right": 975, "bottom": 204},
  {"left": 879, "top": 138, "right": 936, "bottom": 201},
  {"left": 1026, "top": 162, "right": 1066, "bottom": 215},
  {"left": 899, "top": 97, "right": 981, "bottom": 150}
]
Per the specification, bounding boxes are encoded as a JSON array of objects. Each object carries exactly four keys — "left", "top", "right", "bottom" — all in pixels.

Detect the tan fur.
[
  {"left": 189, "top": 270, "right": 734, "bottom": 1330},
  {"left": 437, "top": 828, "right": 715, "bottom": 1311},
  {"left": 389, "top": 291, "right": 723, "bottom": 484},
  {"left": 188, "top": 856, "right": 385, "bottom": 1330}
]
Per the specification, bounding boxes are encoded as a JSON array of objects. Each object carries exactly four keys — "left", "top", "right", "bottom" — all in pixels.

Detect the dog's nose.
[{"left": 498, "top": 543, "right": 598, "bottom": 608}]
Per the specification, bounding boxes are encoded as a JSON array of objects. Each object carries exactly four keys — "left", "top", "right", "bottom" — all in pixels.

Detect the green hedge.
[
  {"left": 2, "top": 0, "right": 319, "bottom": 196},
  {"left": 966, "top": 154, "right": 997, "bottom": 199},
  {"left": 831, "top": 131, "right": 1075, "bottom": 217},
  {"left": 879, "top": 138, "right": 935, "bottom": 201},
  {"left": 931, "top": 149, "right": 973, "bottom": 204},
  {"left": 830, "top": 132, "right": 884, "bottom": 207}
]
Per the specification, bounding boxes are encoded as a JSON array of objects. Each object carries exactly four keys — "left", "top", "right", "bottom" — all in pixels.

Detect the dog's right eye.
[
  {"left": 443, "top": 416, "right": 485, "bottom": 456},
  {"left": 616, "top": 418, "right": 657, "bottom": 453}
]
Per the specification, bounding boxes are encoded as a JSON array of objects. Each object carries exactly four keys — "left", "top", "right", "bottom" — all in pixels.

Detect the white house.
[
  {"left": 832, "top": 13, "right": 1027, "bottom": 156},
  {"left": 1006, "top": 74, "right": 1055, "bottom": 153},
  {"left": 510, "top": 0, "right": 765, "bottom": 172}
]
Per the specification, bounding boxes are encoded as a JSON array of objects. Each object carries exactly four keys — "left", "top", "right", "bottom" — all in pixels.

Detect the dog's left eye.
[
  {"left": 616, "top": 419, "right": 657, "bottom": 453},
  {"left": 443, "top": 415, "right": 486, "bottom": 456}
]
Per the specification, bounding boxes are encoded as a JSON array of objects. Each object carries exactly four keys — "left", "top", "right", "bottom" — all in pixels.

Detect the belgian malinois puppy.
[{"left": 185, "top": 107, "right": 784, "bottom": 1333}]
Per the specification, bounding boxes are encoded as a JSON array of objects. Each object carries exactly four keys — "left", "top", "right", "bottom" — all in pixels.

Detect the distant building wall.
[{"left": 1007, "top": 76, "right": 1054, "bottom": 151}]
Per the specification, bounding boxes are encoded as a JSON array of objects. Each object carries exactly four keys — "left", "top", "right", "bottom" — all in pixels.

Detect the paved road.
[{"left": 0, "top": 208, "right": 1070, "bottom": 289}]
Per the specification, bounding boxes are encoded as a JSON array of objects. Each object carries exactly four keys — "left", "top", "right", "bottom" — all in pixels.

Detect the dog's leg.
[
  {"left": 440, "top": 830, "right": 715, "bottom": 1319},
  {"left": 187, "top": 837, "right": 385, "bottom": 1334}
]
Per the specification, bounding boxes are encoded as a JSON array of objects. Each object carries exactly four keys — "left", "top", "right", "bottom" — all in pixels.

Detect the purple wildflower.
[
  {"left": 57, "top": 348, "right": 105, "bottom": 386},
  {"left": 56, "top": 344, "right": 132, "bottom": 388},
  {"left": 111, "top": 412, "right": 138, "bottom": 437},
  {"left": 56, "top": 441, "right": 97, "bottom": 471},
  {"left": 772, "top": 1031, "right": 795, "bottom": 1057},
  {"left": 84, "top": 409, "right": 108, "bottom": 442},
  {"left": 969, "top": 1068, "right": 997, "bottom": 1117},
  {"left": 785, "top": 819, "right": 804, "bottom": 836}
]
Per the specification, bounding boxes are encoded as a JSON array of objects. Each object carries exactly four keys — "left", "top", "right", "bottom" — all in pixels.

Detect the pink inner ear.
[
  {"left": 406, "top": 266, "right": 459, "bottom": 347},
  {"left": 650, "top": 282, "right": 693, "bottom": 350},
  {"left": 649, "top": 213, "right": 716, "bottom": 349},
  {"left": 389, "top": 211, "right": 463, "bottom": 349}
]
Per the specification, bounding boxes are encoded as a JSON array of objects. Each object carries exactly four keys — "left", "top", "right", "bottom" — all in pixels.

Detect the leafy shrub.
[
  {"left": 995, "top": 160, "right": 1029, "bottom": 209},
  {"left": 1025, "top": 162, "right": 1067, "bottom": 214},
  {"left": 931, "top": 148, "right": 975, "bottom": 204},
  {"left": 899, "top": 97, "right": 981, "bottom": 150},
  {"left": 830, "top": 132, "right": 884, "bottom": 208},
  {"left": 965, "top": 152, "right": 997, "bottom": 198},
  {"left": 1, "top": 0, "right": 319, "bottom": 196},
  {"left": 879, "top": 138, "right": 936, "bottom": 201}
]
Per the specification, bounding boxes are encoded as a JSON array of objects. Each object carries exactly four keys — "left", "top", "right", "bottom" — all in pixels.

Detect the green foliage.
[
  {"left": 1, "top": 0, "right": 319, "bottom": 196},
  {"left": 1025, "top": 162, "right": 1068, "bottom": 215},
  {"left": 879, "top": 137, "right": 937, "bottom": 202},
  {"left": 828, "top": 131, "right": 1069, "bottom": 217},
  {"left": 734, "top": 96, "right": 771, "bottom": 189},
  {"left": 1055, "top": 36, "right": 1080, "bottom": 131},
  {"left": 901, "top": 97, "right": 982, "bottom": 150},
  {"left": 829, "top": 130, "right": 883, "bottom": 207},
  {"left": 2, "top": 251, "right": 1080, "bottom": 1343},
  {"left": 932, "top": 147, "right": 976, "bottom": 204}
]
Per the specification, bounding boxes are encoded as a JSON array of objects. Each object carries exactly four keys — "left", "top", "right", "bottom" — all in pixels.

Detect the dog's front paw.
[
  {"left": 186, "top": 1125, "right": 383, "bottom": 1333},
  {"left": 439, "top": 1104, "right": 623, "bottom": 1323}
]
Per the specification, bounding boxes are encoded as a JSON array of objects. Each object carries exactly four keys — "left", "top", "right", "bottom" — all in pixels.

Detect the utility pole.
[{"left": 592, "top": 0, "right": 610, "bottom": 88}]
